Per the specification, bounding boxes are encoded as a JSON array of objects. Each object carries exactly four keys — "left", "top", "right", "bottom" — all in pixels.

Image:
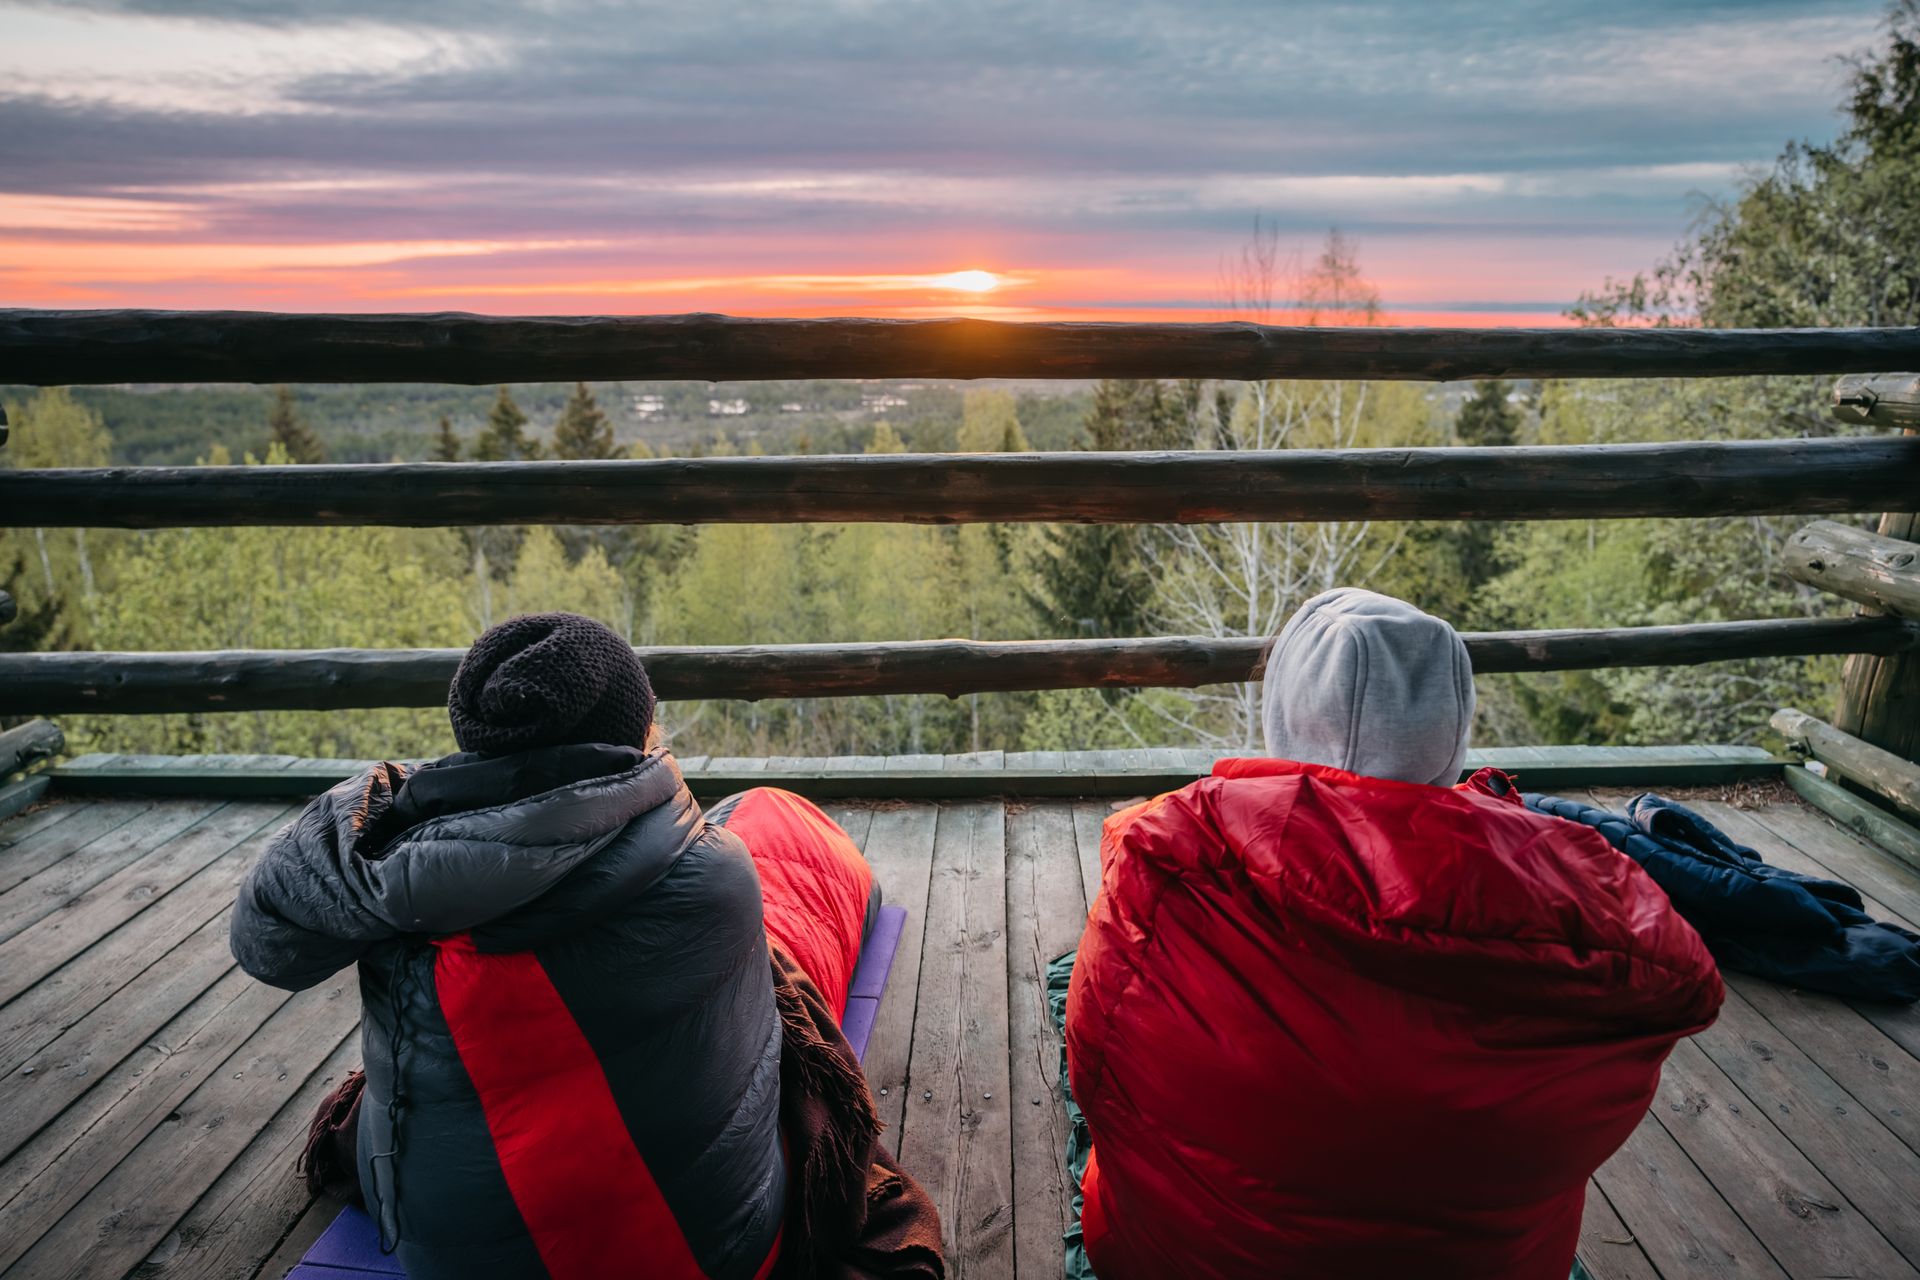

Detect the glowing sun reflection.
[{"left": 930, "top": 269, "right": 1001, "bottom": 293}]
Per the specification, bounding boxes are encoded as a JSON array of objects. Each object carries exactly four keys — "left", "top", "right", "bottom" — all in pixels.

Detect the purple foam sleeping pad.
[{"left": 291, "top": 904, "right": 908, "bottom": 1278}]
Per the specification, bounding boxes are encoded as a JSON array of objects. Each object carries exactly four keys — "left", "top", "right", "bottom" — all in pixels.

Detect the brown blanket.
[
  {"left": 299, "top": 1067, "right": 364, "bottom": 1203},
  {"left": 769, "top": 942, "right": 945, "bottom": 1280},
  {"left": 298, "top": 949, "right": 945, "bottom": 1279}
]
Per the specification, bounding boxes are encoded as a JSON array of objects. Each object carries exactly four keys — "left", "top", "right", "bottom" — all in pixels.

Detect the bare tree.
[{"left": 1142, "top": 226, "right": 1403, "bottom": 749}]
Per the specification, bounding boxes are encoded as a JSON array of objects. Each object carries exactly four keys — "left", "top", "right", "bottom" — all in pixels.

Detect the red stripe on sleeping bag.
[{"left": 433, "top": 933, "right": 712, "bottom": 1280}]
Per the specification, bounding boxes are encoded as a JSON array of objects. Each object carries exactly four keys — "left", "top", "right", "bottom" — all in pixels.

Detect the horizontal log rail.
[
  {"left": 5, "top": 311, "right": 1920, "bottom": 385},
  {"left": 1772, "top": 707, "right": 1920, "bottom": 821},
  {"left": 1785, "top": 519, "right": 1920, "bottom": 617},
  {"left": 1, "top": 616, "right": 1911, "bottom": 714},
  {"left": 0, "top": 720, "right": 63, "bottom": 776},
  {"left": 5, "top": 437, "right": 1916, "bottom": 529},
  {"left": 1833, "top": 373, "right": 1920, "bottom": 428}
]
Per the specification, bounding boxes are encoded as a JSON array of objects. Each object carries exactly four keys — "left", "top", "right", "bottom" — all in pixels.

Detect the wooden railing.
[
  {"left": 6, "top": 310, "right": 1920, "bottom": 383},
  {"left": 1, "top": 309, "right": 1917, "bottom": 726},
  {"left": 4, "top": 438, "right": 1914, "bottom": 528},
  {"left": 1, "top": 618, "right": 1912, "bottom": 716}
]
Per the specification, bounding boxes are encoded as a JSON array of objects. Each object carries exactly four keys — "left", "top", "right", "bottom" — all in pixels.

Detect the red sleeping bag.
[
  {"left": 1066, "top": 759, "right": 1723, "bottom": 1280},
  {"left": 719, "top": 787, "right": 876, "bottom": 1017}
]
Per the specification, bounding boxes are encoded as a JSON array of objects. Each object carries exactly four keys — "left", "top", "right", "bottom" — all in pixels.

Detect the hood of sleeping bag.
[
  {"left": 1527, "top": 792, "right": 1920, "bottom": 1005},
  {"left": 230, "top": 748, "right": 786, "bottom": 1280},
  {"left": 1066, "top": 758, "right": 1722, "bottom": 1280}
]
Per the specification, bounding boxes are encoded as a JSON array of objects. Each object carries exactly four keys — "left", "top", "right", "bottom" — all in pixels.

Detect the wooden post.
[
  {"left": 1833, "top": 373, "right": 1920, "bottom": 428},
  {"left": 0, "top": 719, "right": 63, "bottom": 776},
  {"left": 0, "top": 718, "right": 61, "bottom": 825},
  {"left": 1833, "top": 503, "right": 1920, "bottom": 761},
  {"left": 1772, "top": 707, "right": 1920, "bottom": 822},
  {"left": 1832, "top": 379, "right": 1920, "bottom": 762},
  {"left": 1783, "top": 520, "right": 1920, "bottom": 616}
]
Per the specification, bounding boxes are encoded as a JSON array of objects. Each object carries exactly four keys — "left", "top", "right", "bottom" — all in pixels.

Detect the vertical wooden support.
[
  {"left": 1833, "top": 388, "right": 1919, "bottom": 759},
  {"left": 1, "top": 404, "right": 12, "bottom": 631}
]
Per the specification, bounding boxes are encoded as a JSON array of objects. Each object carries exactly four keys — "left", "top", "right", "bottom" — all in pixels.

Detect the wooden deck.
[{"left": 0, "top": 778, "right": 1917, "bottom": 1279}]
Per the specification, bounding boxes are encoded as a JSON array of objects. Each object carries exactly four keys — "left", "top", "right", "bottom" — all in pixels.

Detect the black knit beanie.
[{"left": 448, "top": 613, "right": 656, "bottom": 756}]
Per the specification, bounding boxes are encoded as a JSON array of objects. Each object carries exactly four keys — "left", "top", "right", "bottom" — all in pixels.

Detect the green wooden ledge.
[
  {"left": 46, "top": 744, "right": 1783, "bottom": 803},
  {"left": 1783, "top": 763, "right": 1920, "bottom": 876}
]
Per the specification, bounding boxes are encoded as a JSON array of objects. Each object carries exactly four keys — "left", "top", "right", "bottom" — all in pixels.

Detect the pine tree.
[
  {"left": 552, "top": 382, "right": 616, "bottom": 460},
  {"left": 1026, "top": 380, "right": 1171, "bottom": 639},
  {"left": 1454, "top": 379, "right": 1520, "bottom": 447},
  {"left": 473, "top": 386, "right": 543, "bottom": 461},
  {"left": 1450, "top": 380, "right": 1523, "bottom": 593},
  {"left": 430, "top": 414, "right": 462, "bottom": 462},
  {"left": 267, "top": 385, "right": 324, "bottom": 464},
  {"left": 467, "top": 388, "right": 540, "bottom": 612}
]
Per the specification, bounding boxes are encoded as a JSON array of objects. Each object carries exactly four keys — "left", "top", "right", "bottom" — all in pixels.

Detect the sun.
[{"left": 931, "top": 269, "right": 1001, "bottom": 293}]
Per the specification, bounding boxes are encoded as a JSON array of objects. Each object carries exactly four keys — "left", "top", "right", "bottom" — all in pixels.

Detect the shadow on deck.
[{"left": 0, "top": 752, "right": 1917, "bottom": 1280}]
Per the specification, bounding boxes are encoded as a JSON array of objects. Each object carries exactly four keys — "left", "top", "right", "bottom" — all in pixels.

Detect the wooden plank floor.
[{"left": 0, "top": 785, "right": 1916, "bottom": 1279}]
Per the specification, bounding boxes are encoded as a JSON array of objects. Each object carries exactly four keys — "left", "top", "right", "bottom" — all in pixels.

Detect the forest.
[{"left": 4, "top": 10, "right": 1916, "bottom": 763}]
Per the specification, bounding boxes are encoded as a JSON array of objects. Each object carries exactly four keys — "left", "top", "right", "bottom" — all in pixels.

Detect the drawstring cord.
[{"left": 367, "top": 944, "right": 422, "bottom": 1255}]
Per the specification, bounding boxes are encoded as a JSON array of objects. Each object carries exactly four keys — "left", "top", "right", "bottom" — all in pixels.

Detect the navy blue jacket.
[{"left": 1526, "top": 792, "right": 1920, "bottom": 1004}]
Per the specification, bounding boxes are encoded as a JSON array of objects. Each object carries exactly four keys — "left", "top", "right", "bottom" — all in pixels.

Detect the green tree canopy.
[
  {"left": 68, "top": 444, "right": 470, "bottom": 757},
  {"left": 7, "top": 386, "right": 112, "bottom": 469},
  {"left": 1574, "top": 2, "right": 1920, "bottom": 329},
  {"left": 1482, "top": 6, "right": 1920, "bottom": 747},
  {"left": 0, "top": 541, "right": 78, "bottom": 667},
  {"left": 956, "top": 390, "right": 1031, "bottom": 452},
  {"left": 2, "top": 388, "right": 116, "bottom": 632},
  {"left": 866, "top": 422, "right": 907, "bottom": 454}
]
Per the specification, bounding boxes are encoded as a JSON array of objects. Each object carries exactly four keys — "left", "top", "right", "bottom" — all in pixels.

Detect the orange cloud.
[
  {"left": 371, "top": 269, "right": 1032, "bottom": 299},
  {"left": 0, "top": 221, "right": 1575, "bottom": 326}
]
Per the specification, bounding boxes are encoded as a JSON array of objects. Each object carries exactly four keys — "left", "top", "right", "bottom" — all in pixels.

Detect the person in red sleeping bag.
[{"left": 1066, "top": 589, "right": 1724, "bottom": 1280}]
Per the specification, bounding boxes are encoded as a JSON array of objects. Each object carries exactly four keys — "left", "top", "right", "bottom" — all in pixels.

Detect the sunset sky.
[{"left": 0, "top": 0, "right": 1891, "bottom": 325}]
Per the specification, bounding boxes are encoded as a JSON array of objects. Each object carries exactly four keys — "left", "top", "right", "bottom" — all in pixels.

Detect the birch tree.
[
  {"left": 3, "top": 389, "right": 113, "bottom": 624},
  {"left": 1142, "top": 228, "right": 1420, "bottom": 749}
]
